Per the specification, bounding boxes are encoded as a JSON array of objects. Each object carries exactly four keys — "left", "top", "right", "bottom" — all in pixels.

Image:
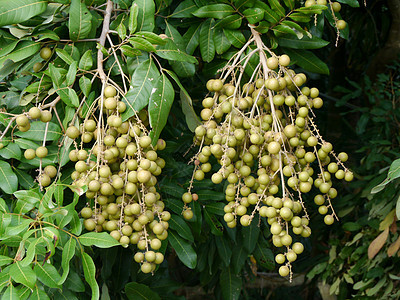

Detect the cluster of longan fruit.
[
  {"left": 305, "top": 0, "right": 347, "bottom": 30},
  {"left": 68, "top": 85, "right": 167, "bottom": 273},
  {"left": 184, "top": 41, "right": 353, "bottom": 278}
]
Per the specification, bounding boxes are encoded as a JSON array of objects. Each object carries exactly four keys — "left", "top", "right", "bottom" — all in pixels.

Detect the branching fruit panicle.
[{"left": 183, "top": 28, "right": 353, "bottom": 280}]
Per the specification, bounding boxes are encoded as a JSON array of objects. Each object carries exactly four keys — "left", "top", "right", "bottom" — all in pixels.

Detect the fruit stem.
[{"left": 97, "top": 0, "right": 113, "bottom": 83}]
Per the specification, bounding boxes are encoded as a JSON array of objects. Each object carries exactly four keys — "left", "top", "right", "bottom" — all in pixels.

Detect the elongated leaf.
[
  {"left": 148, "top": 73, "right": 174, "bottom": 144},
  {"left": 0, "top": 143, "right": 21, "bottom": 160},
  {"left": 79, "top": 50, "right": 93, "bottom": 70},
  {"left": 121, "top": 58, "right": 160, "bottom": 120},
  {"left": 220, "top": 266, "right": 242, "bottom": 300},
  {"left": 193, "top": 4, "right": 235, "bottom": 19},
  {"left": 125, "top": 282, "right": 161, "bottom": 300},
  {"left": 10, "top": 261, "right": 37, "bottom": 290},
  {"left": 168, "top": 230, "right": 197, "bottom": 269},
  {"left": 79, "top": 75, "right": 92, "bottom": 98},
  {"left": 199, "top": 19, "right": 215, "bottom": 63},
  {"left": 0, "top": 41, "right": 40, "bottom": 68},
  {"left": 15, "top": 121, "right": 62, "bottom": 141},
  {"left": 134, "top": 31, "right": 166, "bottom": 45},
  {"left": 0, "top": 0, "right": 47, "bottom": 27},
  {"left": 372, "top": 159, "right": 400, "bottom": 194},
  {"left": 69, "top": 0, "right": 92, "bottom": 41},
  {"left": 129, "top": 3, "right": 138, "bottom": 33},
  {"left": 204, "top": 208, "right": 223, "bottom": 236},
  {"left": 120, "top": 45, "right": 141, "bottom": 57},
  {"left": 232, "top": 244, "right": 248, "bottom": 274},
  {"left": 3, "top": 283, "right": 19, "bottom": 300},
  {"left": 14, "top": 169, "right": 34, "bottom": 190},
  {"left": 0, "top": 255, "right": 13, "bottom": 267},
  {"left": 56, "top": 48, "right": 75, "bottom": 65},
  {"left": 134, "top": 0, "right": 155, "bottom": 32},
  {"left": 170, "top": 0, "right": 197, "bottom": 18},
  {"left": 215, "top": 235, "right": 232, "bottom": 267},
  {"left": 215, "top": 14, "right": 242, "bottom": 30},
  {"left": 164, "top": 21, "right": 185, "bottom": 50},
  {"left": 277, "top": 34, "right": 329, "bottom": 49},
  {"left": 0, "top": 161, "right": 18, "bottom": 194},
  {"left": 337, "top": 0, "right": 360, "bottom": 7},
  {"left": 269, "top": 0, "right": 285, "bottom": 16},
  {"left": 129, "top": 36, "right": 156, "bottom": 52},
  {"left": 183, "top": 23, "right": 201, "bottom": 55},
  {"left": 30, "top": 286, "right": 50, "bottom": 300},
  {"left": 169, "top": 215, "right": 194, "bottom": 242},
  {"left": 68, "top": 88, "right": 80, "bottom": 107},
  {"left": 156, "top": 39, "right": 198, "bottom": 64},
  {"left": 163, "top": 69, "right": 201, "bottom": 131},
  {"left": 241, "top": 221, "right": 260, "bottom": 252},
  {"left": 296, "top": 4, "right": 327, "bottom": 14},
  {"left": 0, "top": 40, "right": 19, "bottom": 57},
  {"left": 59, "top": 237, "right": 76, "bottom": 284},
  {"left": 5, "top": 218, "right": 31, "bottom": 236},
  {"left": 253, "top": 241, "right": 274, "bottom": 269},
  {"left": 263, "top": 7, "right": 280, "bottom": 23},
  {"left": 368, "top": 228, "right": 389, "bottom": 259},
  {"left": 117, "top": 22, "right": 127, "bottom": 40},
  {"left": 35, "top": 263, "right": 61, "bottom": 289},
  {"left": 243, "top": 7, "right": 264, "bottom": 24},
  {"left": 214, "top": 28, "right": 231, "bottom": 55},
  {"left": 79, "top": 232, "right": 120, "bottom": 248},
  {"left": 223, "top": 29, "right": 245, "bottom": 48},
  {"left": 284, "top": 48, "right": 329, "bottom": 74},
  {"left": 81, "top": 252, "right": 99, "bottom": 300},
  {"left": 66, "top": 61, "right": 78, "bottom": 85}
]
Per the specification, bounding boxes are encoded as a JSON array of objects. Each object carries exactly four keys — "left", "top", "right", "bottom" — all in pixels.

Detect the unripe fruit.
[
  {"left": 279, "top": 266, "right": 290, "bottom": 277},
  {"left": 24, "top": 149, "right": 36, "bottom": 160},
  {"left": 36, "top": 146, "right": 48, "bottom": 158},
  {"left": 16, "top": 115, "right": 29, "bottom": 127},
  {"left": 33, "top": 62, "right": 43, "bottom": 72},
  {"left": 40, "top": 47, "right": 52, "bottom": 60},
  {"left": 279, "top": 54, "right": 290, "bottom": 67},
  {"left": 38, "top": 173, "right": 51, "bottom": 187},
  {"left": 44, "top": 165, "right": 57, "bottom": 178},
  {"left": 29, "top": 107, "right": 41, "bottom": 119},
  {"left": 104, "top": 85, "right": 117, "bottom": 98},
  {"left": 66, "top": 126, "right": 80, "bottom": 139},
  {"left": 324, "top": 215, "right": 334, "bottom": 225}
]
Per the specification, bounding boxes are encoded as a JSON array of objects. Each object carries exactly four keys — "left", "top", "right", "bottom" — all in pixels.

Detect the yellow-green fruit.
[
  {"left": 40, "top": 47, "right": 52, "bottom": 60},
  {"left": 33, "top": 62, "right": 43, "bottom": 72},
  {"left": 24, "top": 149, "right": 36, "bottom": 160},
  {"left": 40, "top": 110, "right": 52, "bottom": 122},
  {"left": 66, "top": 126, "right": 80, "bottom": 139},
  {"left": 279, "top": 265, "right": 290, "bottom": 277},
  {"left": 36, "top": 146, "right": 48, "bottom": 158},
  {"left": 16, "top": 115, "right": 29, "bottom": 127},
  {"left": 44, "top": 165, "right": 57, "bottom": 178},
  {"left": 104, "top": 85, "right": 117, "bottom": 98}
]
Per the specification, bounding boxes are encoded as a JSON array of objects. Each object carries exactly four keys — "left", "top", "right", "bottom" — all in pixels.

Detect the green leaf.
[
  {"left": 0, "top": 41, "right": 40, "bottom": 68},
  {"left": 337, "top": 0, "right": 360, "bottom": 7},
  {"left": 5, "top": 218, "right": 31, "bottom": 236},
  {"left": 234, "top": 0, "right": 255, "bottom": 10},
  {"left": 3, "top": 283, "right": 19, "bottom": 300},
  {"left": 59, "top": 237, "right": 76, "bottom": 285},
  {"left": 14, "top": 139, "right": 39, "bottom": 149},
  {"left": 283, "top": 0, "right": 295, "bottom": 10},
  {"left": 125, "top": 282, "right": 161, "bottom": 300},
  {"left": 193, "top": 4, "right": 235, "bottom": 19},
  {"left": 48, "top": 63, "right": 62, "bottom": 87},
  {"left": 66, "top": 61, "right": 78, "bottom": 86},
  {"left": 129, "top": 37, "right": 156, "bottom": 52},
  {"left": 15, "top": 121, "right": 62, "bottom": 141},
  {"left": 214, "top": 28, "right": 231, "bottom": 55},
  {"left": 120, "top": 45, "right": 142, "bottom": 57},
  {"left": 129, "top": 3, "right": 138, "bottom": 33},
  {"left": 199, "top": 19, "right": 215, "bottom": 63},
  {"left": 10, "top": 261, "right": 36, "bottom": 290},
  {"left": 205, "top": 202, "right": 225, "bottom": 216},
  {"left": 14, "top": 169, "right": 34, "bottom": 190},
  {"left": 284, "top": 48, "right": 329, "bottom": 74},
  {"left": 81, "top": 252, "right": 99, "bottom": 300},
  {"left": 0, "top": 40, "right": 19, "bottom": 57},
  {"left": 0, "top": 197, "right": 9, "bottom": 213},
  {"left": 56, "top": 48, "right": 75, "bottom": 65},
  {"left": 0, "top": 143, "right": 21, "bottom": 160},
  {"left": 296, "top": 4, "right": 327, "bottom": 14},
  {"left": 253, "top": 241, "right": 274, "bottom": 269},
  {"left": 121, "top": 58, "right": 160, "bottom": 121},
  {"left": 21, "top": 237, "right": 43, "bottom": 267},
  {"left": 232, "top": 243, "right": 248, "bottom": 274},
  {"left": 164, "top": 21, "right": 185, "bottom": 50},
  {"left": 35, "top": 29, "right": 60, "bottom": 42},
  {"left": 223, "top": 29, "right": 245, "bottom": 48},
  {"left": 220, "top": 266, "right": 242, "bottom": 300},
  {"left": 30, "top": 286, "right": 50, "bottom": 300},
  {"left": 117, "top": 22, "right": 127, "bottom": 40},
  {"left": 243, "top": 7, "right": 264, "bottom": 24},
  {"left": 134, "top": 32, "right": 167, "bottom": 45},
  {"left": 215, "top": 235, "right": 232, "bottom": 267},
  {"left": 0, "top": 255, "right": 13, "bottom": 267},
  {"left": 68, "top": 88, "right": 80, "bottom": 107},
  {"left": 183, "top": 24, "right": 201, "bottom": 55},
  {"left": 170, "top": 0, "right": 197, "bottom": 18},
  {"left": 163, "top": 69, "right": 200, "bottom": 131},
  {"left": 372, "top": 159, "right": 400, "bottom": 193},
  {"left": 268, "top": 0, "right": 285, "bottom": 16},
  {"left": 204, "top": 208, "right": 223, "bottom": 236},
  {"left": 133, "top": 0, "right": 155, "bottom": 32},
  {"left": 148, "top": 73, "right": 174, "bottom": 143},
  {"left": 215, "top": 14, "right": 242, "bottom": 30},
  {"left": 79, "top": 75, "right": 92, "bottom": 98},
  {"left": 0, "top": 0, "right": 47, "bottom": 27},
  {"left": 79, "top": 50, "right": 93, "bottom": 71},
  {"left": 156, "top": 39, "right": 198, "bottom": 64},
  {"left": 34, "top": 263, "right": 61, "bottom": 289},
  {"left": 0, "top": 161, "right": 18, "bottom": 194},
  {"left": 277, "top": 35, "right": 329, "bottom": 49},
  {"left": 289, "top": 12, "right": 311, "bottom": 23},
  {"left": 241, "top": 221, "right": 260, "bottom": 252},
  {"left": 169, "top": 215, "right": 194, "bottom": 242},
  {"left": 263, "top": 6, "right": 280, "bottom": 23},
  {"left": 69, "top": 0, "right": 92, "bottom": 41},
  {"left": 168, "top": 230, "right": 197, "bottom": 269},
  {"left": 79, "top": 232, "right": 120, "bottom": 248}
]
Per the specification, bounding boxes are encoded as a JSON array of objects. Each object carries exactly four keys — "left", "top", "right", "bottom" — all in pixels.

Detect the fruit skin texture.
[{"left": 40, "top": 47, "right": 52, "bottom": 60}]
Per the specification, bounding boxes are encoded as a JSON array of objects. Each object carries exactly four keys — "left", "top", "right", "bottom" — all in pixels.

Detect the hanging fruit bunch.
[
  {"left": 63, "top": 83, "right": 169, "bottom": 274},
  {"left": 183, "top": 27, "right": 353, "bottom": 279}
]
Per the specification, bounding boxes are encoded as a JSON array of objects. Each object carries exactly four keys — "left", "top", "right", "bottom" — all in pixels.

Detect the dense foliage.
[{"left": 1, "top": 0, "right": 397, "bottom": 299}]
